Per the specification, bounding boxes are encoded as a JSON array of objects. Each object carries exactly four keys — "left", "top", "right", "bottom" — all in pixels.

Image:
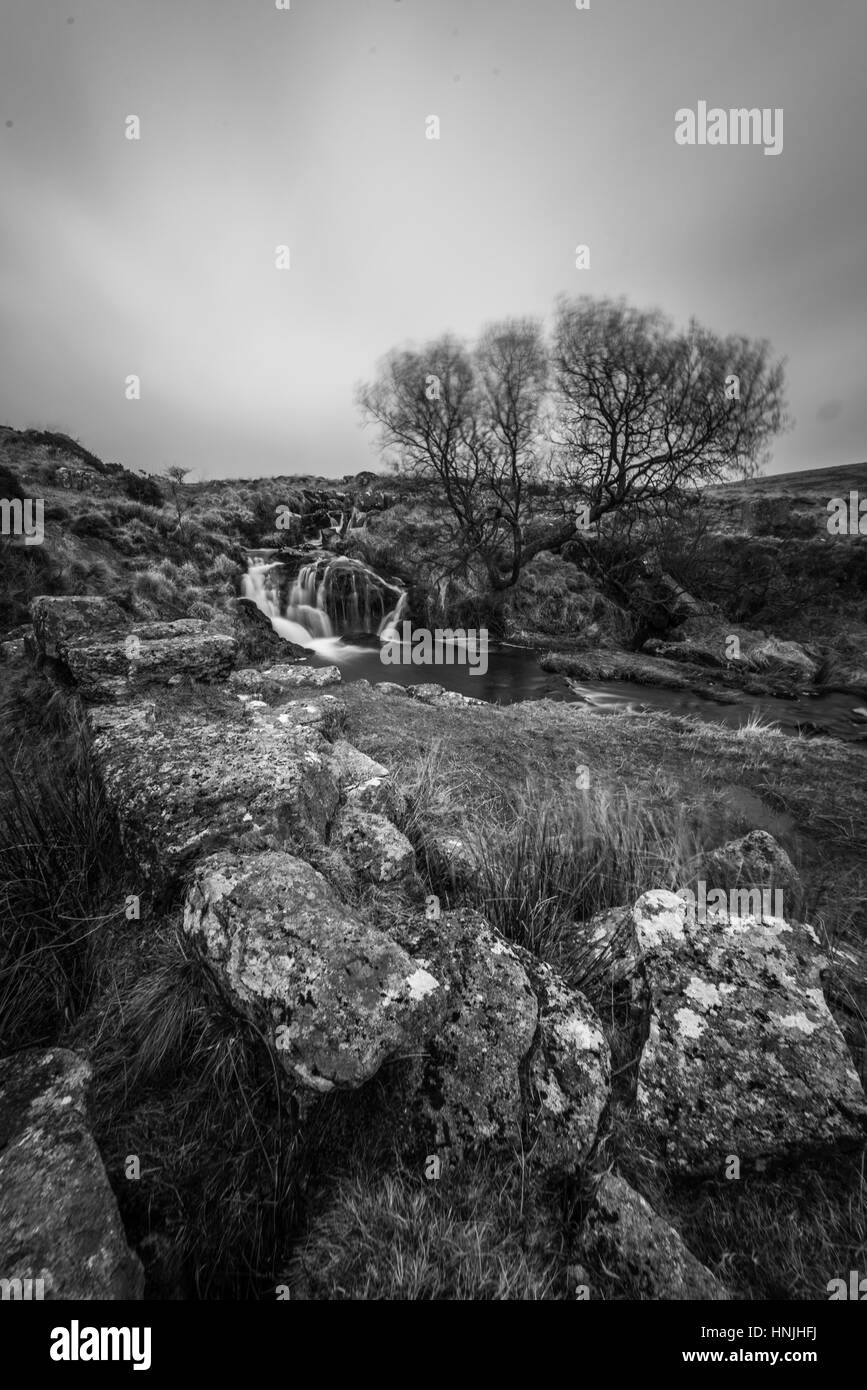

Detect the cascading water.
[{"left": 242, "top": 551, "right": 407, "bottom": 653}]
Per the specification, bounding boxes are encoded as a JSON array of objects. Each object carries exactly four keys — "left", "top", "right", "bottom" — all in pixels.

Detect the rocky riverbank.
[{"left": 1, "top": 593, "right": 865, "bottom": 1299}]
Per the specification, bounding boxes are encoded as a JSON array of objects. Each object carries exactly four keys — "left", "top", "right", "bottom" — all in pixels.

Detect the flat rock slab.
[
  {"left": 578, "top": 1174, "right": 728, "bottom": 1300},
  {"left": 541, "top": 649, "right": 696, "bottom": 690},
  {"left": 407, "top": 683, "right": 485, "bottom": 707},
  {"left": 63, "top": 626, "right": 238, "bottom": 701},
  {"left": 248, "top": 694, "right": 347, "bottom": 739},
  {"left": 632, "top": 890, "right": 867, "bottom": 1174},
  {"left": 0, "top": 1048, "right": 143, "bottom": 1299},
  {"left": 183, "top": 849, "right": 445, "bottom": 1092},
  {"left": 229, "top": 664, "right": 342, "bottom": 697},
  {"left": 88, "top": 699, "right": 340, "bottom": 887}
]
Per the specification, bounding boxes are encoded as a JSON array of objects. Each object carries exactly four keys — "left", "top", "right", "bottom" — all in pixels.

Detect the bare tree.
[
  {"left": 357, "top": 319, "right": 548, "bottom": 589},
  {"left": 550, "top": 296, "right": 789, "bottom": 528},
  {"left": 163, "top": 465, "right": 192, "bottom": 528}
]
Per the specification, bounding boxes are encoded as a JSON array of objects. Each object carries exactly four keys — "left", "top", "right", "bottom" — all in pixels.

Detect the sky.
[{"left": 0, "top": 0, "right": 864, "bottom": 480}]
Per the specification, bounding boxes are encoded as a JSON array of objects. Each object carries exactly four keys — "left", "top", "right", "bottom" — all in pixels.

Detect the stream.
[{"left": 241, "top": 553, "right": 867, "bottom": 743}]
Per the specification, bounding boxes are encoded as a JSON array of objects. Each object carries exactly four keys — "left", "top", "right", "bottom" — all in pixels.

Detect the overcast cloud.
[{"left": 1, "top": 0, "right": 864, "bottom": 479}]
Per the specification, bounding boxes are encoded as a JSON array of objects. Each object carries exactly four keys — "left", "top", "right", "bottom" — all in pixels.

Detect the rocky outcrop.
[
  {"left": 544, "top": 635, "right": 820, "bottom": 700},
  {"left": 630, "top": 890, "right": 867, "bottom": 1175},
  {"left": 0, "top": 1048, "right": 143, "bottom": 1299},
  {"left": 28, "top": 595, "right": 239, "bottom": 700},
  {"left": 576, "top": 1174, "right": 728, "bottom": 1300}
]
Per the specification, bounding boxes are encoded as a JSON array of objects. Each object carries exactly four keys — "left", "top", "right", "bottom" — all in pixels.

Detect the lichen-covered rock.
[
  {"left": 577, "top": 1174, "right": 728, "bottom": 1300},
  {"left": 328, "top": 738, "right": 388, "bottom": 788},
  {"left": 387, "top": 908, "right": 610, "bottom": 1169},
  {"left": 88, "top": 699, "right": 340, "bottom": 888},
  {"left": 269, "top": 694, "right": 347, "bottom": 739},
  {"left": 331, "top": 806, "right": 415, "bottom": 883},
  {"left": 328, "top": 739, "right": 406, "bottom": 819},
  {"left": 183, "top": 850, "right": 445, "bottom": 1092},
  {"left": 29, "top": 594, "right": 128, "bottom": 659},
  {"left": 61, "top": 623, "right": 238, "bottom": 701},
  {"left": 517, "top": 950, "right": 611, "bottom": 1176},
  {"left": 229, "top": 663, "right": 342, "bottom": 698},
  {"left": 0, "top": 1048, "right": 143, "bottom": 1300},
  {"left": 631, "top": 890, "right": 867, "bottom": 1174}
]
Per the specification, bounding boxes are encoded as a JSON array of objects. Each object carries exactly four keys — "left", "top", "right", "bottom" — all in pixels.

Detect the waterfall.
[
  {"left": 241, "top": 558, "right": 315, "bottom": 647},
  {"left": 242, "top": 552, "right": 407, "bottom": 651}
]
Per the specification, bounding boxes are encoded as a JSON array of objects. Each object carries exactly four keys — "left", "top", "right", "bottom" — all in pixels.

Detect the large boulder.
[
  {"left": 183, "top": 849, "right": 445, "bottom": 1093},
  {"left": 631, "top": 890, "right": 867, "bottom": 1174},
  {"left": 388, "top": 907, "right": 610, "bottom": 1174},
  {"left": 0, "top": 1048, "right": 143, "bottom": 1300},
  {"left": 88, "top": 699, "right": 340, "bottom": 889},
  {"left": 60, "top": 621, "right": 238, "bottom": 700},
  {"left": 577, "top": 1174, "right": 728, "bottom": 1300}
]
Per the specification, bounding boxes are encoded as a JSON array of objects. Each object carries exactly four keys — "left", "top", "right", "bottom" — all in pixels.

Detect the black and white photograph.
[{"left": 1, "top": 0, "right": 865, "bottom": 1350}]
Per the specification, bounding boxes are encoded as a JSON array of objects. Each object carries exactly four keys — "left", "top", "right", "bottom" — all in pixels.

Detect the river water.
[{"left": 303, "top": 634, "right": 867, "bottom": 743}]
